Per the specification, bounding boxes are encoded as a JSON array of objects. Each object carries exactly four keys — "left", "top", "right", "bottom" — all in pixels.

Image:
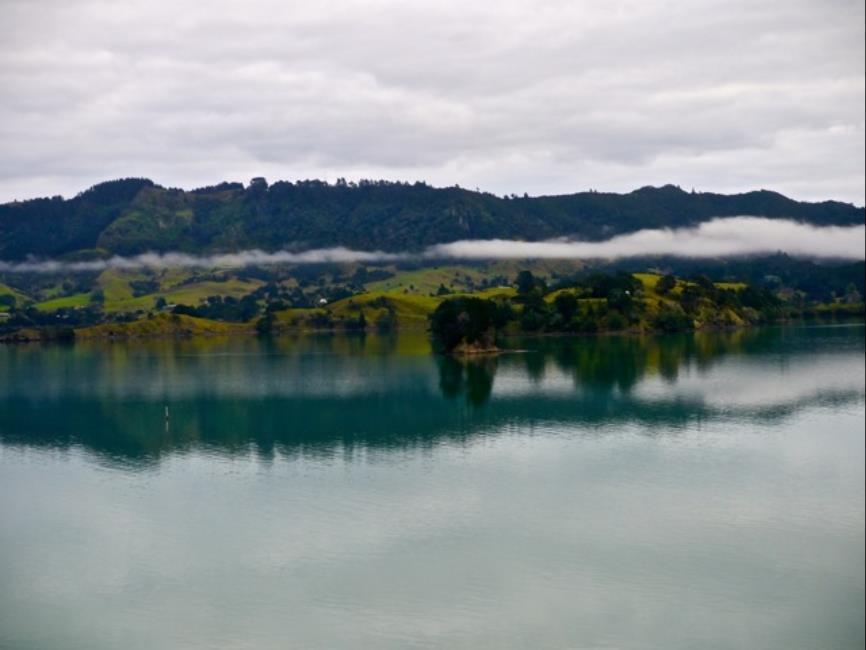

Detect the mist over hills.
[{"left": 0, "top": 178, "right": 863, "bottom": 262}]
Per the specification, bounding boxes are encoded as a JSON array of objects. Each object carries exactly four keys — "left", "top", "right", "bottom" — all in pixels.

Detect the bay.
[{"left": 0, "top": 323, "right": 863, "bottom": 649}]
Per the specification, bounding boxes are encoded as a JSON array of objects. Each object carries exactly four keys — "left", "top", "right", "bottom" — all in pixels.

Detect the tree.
[
  {"left": 172, "top": 304, "right": 197, "bottom": 317},
  {"left": 344, "top": 311, "right": 367, "bottom": 331},
  {"left": 255, "top": 312, "right": 274, "bottom": 336},
  {"left": 607, "top": 288, "right": 634, "bottom": 313},
  {"left": 375, "top": 310, "right": 396, "bottom": 332},
  {"left": 652, "top": 305, "right": 693, "bottom": 332},
  {"left": 692, "top": 274, "right": 715, "bottom": 293},
  {"left": 516, "top": 270, "right": 537, "bottom": 296},
  {"left": 656, "top": 274, "right": 676, "bottom": 294},
  {"left": 678, "top": 285, "right": 703, "bottom": 313},
  {"left": 554, "top": 292, "right": 578, "bottom": 321},
  {"left": 429, "top": 297, "right": 498, "bottom": 352},
  {"left": 519, "top": 289, "right": 551, "bottom": 332},
  {"left": 606, "top": 312, "right": 627, "bottom": 331}
]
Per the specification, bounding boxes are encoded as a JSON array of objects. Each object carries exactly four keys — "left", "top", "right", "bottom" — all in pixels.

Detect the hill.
[{"left": 1, "top": 178, "right": 862, "bottom": 260}]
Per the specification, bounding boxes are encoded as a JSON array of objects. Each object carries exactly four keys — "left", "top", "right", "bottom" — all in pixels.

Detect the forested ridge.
[{"left": 1, "top": 177, "right": 862, "bottom": 260}]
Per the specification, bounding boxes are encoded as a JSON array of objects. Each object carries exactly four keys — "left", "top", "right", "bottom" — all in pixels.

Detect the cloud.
[
  {"left": 428, "top": 217, "right": 866, "bottom": 260},
  {"left": 1, "top": 217, "right": 862, "bottom": 273},
  {"left": 0, "top": 0, "right": 863, "bottom": 204},
  {"left": 0, "top": 247, "right": 406, "bottom": 274}
]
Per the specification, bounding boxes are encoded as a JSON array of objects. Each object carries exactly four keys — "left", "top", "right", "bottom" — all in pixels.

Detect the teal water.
[{"left": 0, "top": 324, "right": 863, "bottom": 649}]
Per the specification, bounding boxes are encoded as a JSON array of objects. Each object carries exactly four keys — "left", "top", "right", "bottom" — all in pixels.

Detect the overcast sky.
[{"left": 1, "top": 0, "right": 863, "bottom": 205}]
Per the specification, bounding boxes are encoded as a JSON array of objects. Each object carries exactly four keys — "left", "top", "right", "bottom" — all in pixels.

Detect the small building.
[{"left": 317, "top": 298, "right": 328, "bottom": 306}]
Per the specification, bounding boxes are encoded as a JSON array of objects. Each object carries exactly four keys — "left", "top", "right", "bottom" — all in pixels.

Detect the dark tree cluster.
[
  {"left": 172, "top": 295, "right": 260, "bottom": 322},
  {"left": 0, "top": 304, "right": 105, "bottom": 338},
  {"left": 429, "top": 297, "right": 510, "bottom": 352},
  {"left": 514, "top": 270, "right": 645, "bottom": 333}
]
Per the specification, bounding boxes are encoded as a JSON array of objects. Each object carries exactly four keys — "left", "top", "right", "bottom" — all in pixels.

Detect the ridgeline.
[{"left": 1, "top": 178, "right": 863, "bottom": 260}]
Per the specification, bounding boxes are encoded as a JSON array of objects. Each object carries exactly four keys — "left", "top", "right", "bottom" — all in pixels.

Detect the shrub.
[
  {"left": 606, "top": 312, "right": 628, "bottom": 331},
  {"left": 656, "top": 274, "right": 677, "bottom": 294},
  {"left": 652, "top": 306, "right": 693, "bottom": 332}
]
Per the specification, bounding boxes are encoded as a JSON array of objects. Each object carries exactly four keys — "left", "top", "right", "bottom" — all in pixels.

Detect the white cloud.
[
  {"left": 1, "top": 217, "right": 862, "bottom": 273},
  {"left": 0, "top": 0, "right": 863, "bottom": 203},
  {"left": 0, "top": 247, "right": 406, "bottom": 273},
  {"left": 429, "top": 217, "right": 866, "bottom": 260}
]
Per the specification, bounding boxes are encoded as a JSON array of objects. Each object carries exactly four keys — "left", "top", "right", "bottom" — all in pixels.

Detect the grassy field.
[
  {"left": 469, "top": 286, "right": 517, "bottom": 300},
  {"left": 76, "top": 313, "right": 247, "bottom": 339},
  {"left": 635, "top": 272, "right": 672, "bottom": 309},
  {"left": 23, "top": 265, "right": 517, "bottom": 328},
  {"left": 274, "top": 291, "right": 438, "bottom": 329},
  {"left": 274, "top": 285, "right": 516, "bottom": 331},
  {"left": 545, "top": 273, "right": 667, "bottom": 305},
  {"left": 714, "top": 281, "right": 748, "bottom": 291},
  {"left": 0, "top": 282, "right": 30, "bottom": 311},
  {"left": 634, "top": 272, "right": 662, "bottom": 290},
  {"left": 0, "top": 282, "right": 28, "bottom": 299},
  {"left": 106, "top": 279, "right": 263, "bottom": 313},
  {"left": 11, "top": 264, "right": 836, "bottom": 342},
  {"left": 34, "top": 292, "right": 93, "bottom": 311},
  {"left": 94, "top": 269, "right": 264, "bottom": 313},
  {"left": 364, "top": 265, "right": 489, "bottom": 294},
  {"left": 364, "top": 262, "right": 586, "bottom": 296},
  {"left": 29, "top": 269, "right": 264, "bottom": 314}
]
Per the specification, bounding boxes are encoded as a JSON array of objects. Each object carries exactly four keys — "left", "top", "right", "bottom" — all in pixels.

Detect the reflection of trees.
[
  {"left": 522, "top": 351, "right": 546, "bottom": 384},
  {"left": 438, "top": 356, "right": 464, "bottom": 399},
  {"left": 465, "top": 358, "right": 497, "bottom": 406},
  {"left": 481, "top": 325, "right": 862, "bottom": 397},
  {"left": 0, "top": 324, "right": 861, "bottom": 466},
  {"left": 435, "top": 325, "right": 847, "bottom": 404},
  {"left": 532, "top": 328, "right": 779, "bottom": 393},
  {"left": 554, "top": 336, "right": 648, "bottom": 392},
  {"left": 438, "top": 356, "right": 497, "bottom": 407}
]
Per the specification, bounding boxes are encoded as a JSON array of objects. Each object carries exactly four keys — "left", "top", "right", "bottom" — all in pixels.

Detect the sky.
[{"left": 0, "top": 0, "right": 863, "bottom": 205}]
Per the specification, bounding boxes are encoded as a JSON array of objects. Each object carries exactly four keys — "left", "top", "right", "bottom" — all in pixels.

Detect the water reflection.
[
  {"left": 438, "top": 356, "right": 497, "bottom": 407},
  {"left": 0, "top": 323, "right": 862, "bottom": 465}
]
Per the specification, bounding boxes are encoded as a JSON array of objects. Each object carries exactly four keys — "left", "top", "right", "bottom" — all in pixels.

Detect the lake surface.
[{"left": 1, "top": 324, "right": 863, "bottom": 650}]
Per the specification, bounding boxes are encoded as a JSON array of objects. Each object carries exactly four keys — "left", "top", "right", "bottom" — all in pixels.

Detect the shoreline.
[{"left": 1, "top": 312, "right": 862, "bottom": 346}]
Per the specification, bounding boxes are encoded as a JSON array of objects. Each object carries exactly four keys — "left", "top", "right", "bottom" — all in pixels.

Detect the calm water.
[{"left": 0, "top": 324, "right": 863, "bottom": 650}]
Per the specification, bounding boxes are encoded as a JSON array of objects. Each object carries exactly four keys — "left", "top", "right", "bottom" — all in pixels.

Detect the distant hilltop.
[{"left": 1, "top": 178, "right": 863, "bottom": 261}]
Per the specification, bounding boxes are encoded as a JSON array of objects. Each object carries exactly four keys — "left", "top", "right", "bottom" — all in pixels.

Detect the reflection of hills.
[
  {"left": 0, "top": 324, "right": 862, "bottom": 465},
  {"left": 0, "top": 388, "right": 862, "bottom": 466}
]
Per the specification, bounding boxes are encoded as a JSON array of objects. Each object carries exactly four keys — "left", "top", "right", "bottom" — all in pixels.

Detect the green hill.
[{"left": 1, "top": 178, "right": 862, "bottom": 260}]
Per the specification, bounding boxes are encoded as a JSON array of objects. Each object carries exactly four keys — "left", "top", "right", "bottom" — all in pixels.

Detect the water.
[{"left": 0, "top": 324, "right": 863, "bottom": 650}]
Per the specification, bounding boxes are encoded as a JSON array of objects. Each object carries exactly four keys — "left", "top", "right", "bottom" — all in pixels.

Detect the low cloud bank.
[
  {"left": 429, "top": 217, "right": 865, "bottom": 260},
  {"left": 0, "top": 217, "right": 862, "bottom": 274},
  {"left": 0, "top": 247, "right": 406, "bottom": 274}
]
